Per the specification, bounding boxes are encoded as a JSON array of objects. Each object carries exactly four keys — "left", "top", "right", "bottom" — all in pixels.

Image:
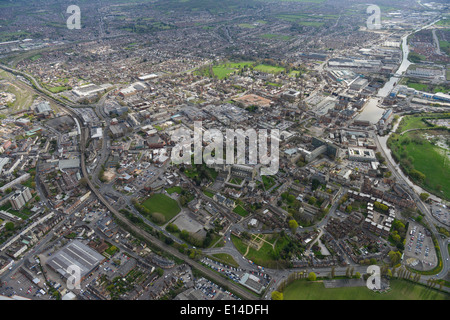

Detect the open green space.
[
  {"left": 262, "top": 175, "right": 276, "bottom": 189},
  {"left": 254, "top": 64, "right": 285, "bottom": 74},
  {"left": 402, "top": 77, "right": 450, "bottom": 94},
  {"left": 0, "top": 31, "right": 31, "bottom": 43},
  {"left": 237, "top": 23, "right": 257, "bottom": 29},
  {"left": 436, "top": 19, "right": 450, "bottom": 27},
  {"left": 210, "top": 253, "right": 240, "bottom": 268},
  {"left": 388, "top": 114, "right": 450, "bottom": 200},
  {"left": 439, "top": 40, "right": 450, "bottom": 56},
  {"left": 408, "top": 51, "right": 427, "bottom": 63},
  {"left": 142, "top": 193, "right": 181, "bottom": 222},
  {"left": 275, "top": 13, "right": 336, "bottom": 26},
  {"left": 233, "top": 205, "right": 249, "bottom": 217},
  {"left": 231, "top": 233, "right": 291, "bottom": 268},
  {"left": 283, "top": 279, "right": 449, "bottom": 300},
  {"left": 166, "top": 186, "right": 183, "bottom": 194},
  {"left": 0, "top": 70, "right": 35, "bottom": 112},
  {"left": 203, "top": 190, "right": 214, "bottom": 198},
  {"left": 195, "top": 60, "right": 288, "bottom": 79},
  {"left": 260, "top": 34, "right": 292, "bottom": 41},
  {"left": 211, "top": 66, "right": 236, "bottom": 79},
  {"left": 29, "top": 54, "right": 42, "bottom": 61}
]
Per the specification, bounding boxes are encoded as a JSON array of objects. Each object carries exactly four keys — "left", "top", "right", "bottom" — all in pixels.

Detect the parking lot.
[
  {"left": 201, "top": 257, "right": 271, "bottom": 291},
  {"left": 431, "top": 203, "right": 449, "bottom": 225},
  {"left": 404, "top": 222, "right": 437, "bottom": 271},
  {"left": 184, "top": 277, "right": 240, "bottom": 300},
  {"left": 131, "top": 165, "right": 162, "bottom": 190},
  {"left": 1, "top": 270, "right": 43, "bottom": 299}
]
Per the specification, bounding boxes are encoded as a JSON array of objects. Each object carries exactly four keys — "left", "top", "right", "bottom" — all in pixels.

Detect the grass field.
[
  {"left": 211, "top": 66, "right": 236, "bottom": 79},
  {"left": 405, "top": 82, "right": 429, "bottom": 91},
  {"left": 203, "top": 190, "right": 214, "bottom": 198},
  {"left": 389, "top": 115, "right": 450, "bottom": 200},
  {"left": 142, "top": 193, "right": 181, "bottom": 221},
  {"left": 196, "top": 61, "right": 287, "bottom": 79},
  {"left": 166, "top": 186, "right": 183, "bottom": 194},
  {"left": 275, "top": 12, "right": 335, "bottom": 27},
  {"left": 397, "top": 115, "right": 430, "bottom": 132},
  {"left": 283, "top": 279, "right": 449, "bottom": 300},
  {"left": 231, "top": 233, "right": 290, "bottom": 268},
  {"left": 211, "top": 253, "right": 240, "bottom": 268},
  {"left": 260, "top": 34, "right": 292, "bottom": 41},
  {"left": 0, "top": 70, "right": 35, "bottom": 112},
  {"left": 233, "top": 205, "right": 249, "bottom": 217},
  {"left": 254, "top": 64, "right": 285, "bottom": 74},
  {"left": 401, "top": 77, "right": 450, "bottom": 94}
]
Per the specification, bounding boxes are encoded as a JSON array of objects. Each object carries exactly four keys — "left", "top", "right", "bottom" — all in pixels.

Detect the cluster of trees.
[
  {"left": 178, "top": 189, "right": 194, "bottom": 207},
  {"left": 131, "top": 198, "right": 166, "bottom": 224},
  {"left": 390, "top": 219, "right": 408, "bottom": 251},
  {"left": 181, "top": 164, "right": 216, "bottom": 186},
  {"left": 388, "top": 250, "right": 402, "bottom": 266},
  {"left": 98, "top": 165, "right": 107, "bottom": 183},
  {"left": 167, "top": 223, "right": 215, "bottom": 248},
  {"left": 278, "top": 235, "right": 304, "bottom": 262},
  {"left": 373, "top": 201, "right": 389, "bottom": 212}
]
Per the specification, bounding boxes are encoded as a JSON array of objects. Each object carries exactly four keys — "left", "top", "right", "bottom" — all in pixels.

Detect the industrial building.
[
  {"left": 72, "top": 83, "right": 111, "bottom": 98},
  {"left": 46, "top": 240, "right": 105, "bottom": 283}
]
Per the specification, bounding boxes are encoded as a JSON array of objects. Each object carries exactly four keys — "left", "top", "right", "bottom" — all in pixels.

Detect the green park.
[
  {"left": 282, "top": 279, "right": 449, "bottom": 300},
  {"left": 388, "top": 113, "right": 450, "bottom": 200}
]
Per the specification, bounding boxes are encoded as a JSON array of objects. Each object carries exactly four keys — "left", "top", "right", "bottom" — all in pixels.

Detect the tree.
[
  {"left": 271, "top": 291, "right": 283, "bottom": 300},
  {"left": 5, "top": 222, "right": 14, "bottom": 231},
  {"left": 155, "top": 268, "right": 164, "bottom": 277},
  {"left": 419, "top": 193, "right": 429, "bottom": 201},
  {"left": 308, "top": 272, "right": 317, "bottom": 281},
  {"left": 80, "top": 177, "right": 88, "bottom": 187},
  {"left": 288, "top": 220, "right": 299, "bottom": 233},
  {"left": 410, "top": 169, "right": 426, "bottom": 182},
  {"left": 388, "top": 251, "right": 401, "bottom": 266},
  {"left": 330, "top": 266, "right": 336, "bottom": 279},
  {"left": 354, "top": 272, "right": 361, "bottom": 279}
]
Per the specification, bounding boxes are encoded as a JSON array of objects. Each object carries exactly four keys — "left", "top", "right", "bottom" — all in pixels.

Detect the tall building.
[{"left": 10, "top": 187, "right": 32, "bottom": 210}]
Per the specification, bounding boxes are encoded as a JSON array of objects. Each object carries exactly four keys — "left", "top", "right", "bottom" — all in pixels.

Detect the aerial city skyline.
[{"left": 0, "top": 0, "right": 448, "bottom": 307}]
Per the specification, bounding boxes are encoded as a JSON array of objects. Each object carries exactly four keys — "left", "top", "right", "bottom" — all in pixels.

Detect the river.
[{"left": 377, "top": 18, "right": 441, "bottom": 98}]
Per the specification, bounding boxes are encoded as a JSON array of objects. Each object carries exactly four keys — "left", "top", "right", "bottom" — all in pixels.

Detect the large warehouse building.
[{"left": 46, "top": 240, "right": 105, "bottom": 283}]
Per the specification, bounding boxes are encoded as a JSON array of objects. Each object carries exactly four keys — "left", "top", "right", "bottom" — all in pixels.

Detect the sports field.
[
  {"left": 142, "top": 193, "right": 181, "bottom": 221},
  {"left": 283, "top": 280, "right": 449, "bottom": 300}
]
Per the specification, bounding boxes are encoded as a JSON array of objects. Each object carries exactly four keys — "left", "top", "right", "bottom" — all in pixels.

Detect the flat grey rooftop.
[{"left": 46, "top": 240, "right": 105, "bottom": 279}]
